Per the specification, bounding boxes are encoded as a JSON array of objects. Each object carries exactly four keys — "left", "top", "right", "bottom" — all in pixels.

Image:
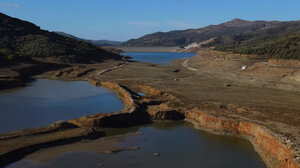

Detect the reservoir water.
[
  {"left": 7, "top": 122, "right": 265, "bottom": 168},
  {"left": 124, "top": 52, "right": 195, "bottom": 65},
  {"left": 1, "top": 57, "right": 265, "bottom": 168},
  {"left": 0, "top": 79, "right": 124, "bottom": 133}
]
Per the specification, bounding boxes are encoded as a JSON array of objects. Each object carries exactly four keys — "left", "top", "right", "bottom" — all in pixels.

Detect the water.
[
  {"left": 0, "top": 79, "right": 124, "bottom": 133},
  {"left": 8, "top": 122, "right": 265, "bottom": 168},
  {"left": 124, "top": 52, "right": 196, "bottom": 65},
  {"left": 137, "top": 92, "right": 146, "bottom": 96}
]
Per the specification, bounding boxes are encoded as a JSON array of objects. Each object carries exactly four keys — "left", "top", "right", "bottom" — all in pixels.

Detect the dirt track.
[
  {"left": 1, "top": 48, "right": 300, "bottom": 167},
  {"left": 81, "top": 49, "right": 300, "bottom": 166},
  {"left": 41, "top": 49, "right": 300, "bottom": 164}
]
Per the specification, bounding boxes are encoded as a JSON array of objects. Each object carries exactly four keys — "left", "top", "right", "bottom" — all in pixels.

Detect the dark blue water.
[
  {"left": 124, "top": 52, "right": 195, "bottom": 65},
  {"left": 0, "top": 79, "right": 124, "bottom": 133},
  {"left": 7, "top": 122, "right": 265, "bottom": 168}
]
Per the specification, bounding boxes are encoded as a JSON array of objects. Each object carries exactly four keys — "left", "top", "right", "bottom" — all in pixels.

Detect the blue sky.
[{"left": 1, "top": 0, "right": 300, "bottom": 41}]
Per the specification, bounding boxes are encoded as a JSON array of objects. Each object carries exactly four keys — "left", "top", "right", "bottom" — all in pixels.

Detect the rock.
[
  {"left": 50, "top": 121, "right": 77, "bottom": 129},
  {"left": 104, "top": 149, "right": 113, "bottom": 153},
  {"left": 129, "top": 146, "right": 140, "bottom": 150},
  {"left": 153, "top": 153, "right": 160, "bottom": 157},
  {"left": 134, "top": 132, "right": 143, "bottom": 135},
  {"left": 225, "top": 84, "right": 232, "bottom": 87},
  {"left": 236, "top": 107, "right": 246, "bottom": 113},
  {"left": 173, "top": 69, "right": 180, "bottom": 72},
  {"left": 218, "top": 104, "right": 227, "bottom": 109},
  {"left": 122, "top": 55, "right": 132, "bottom": 60}
]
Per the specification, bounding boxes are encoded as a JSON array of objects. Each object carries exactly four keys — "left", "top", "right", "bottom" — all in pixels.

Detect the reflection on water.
[
  {"left": 137, "top": 92, "right": 146, "bottom": 96},
  {"left": 0, "top": 79, "right": 124, "bottom": 133},
  {"left": 124, "top": 52, "right": 196, "bottom": 65},
  {"left": 8, "top": 121, "right": 266, "bottom": 168}
]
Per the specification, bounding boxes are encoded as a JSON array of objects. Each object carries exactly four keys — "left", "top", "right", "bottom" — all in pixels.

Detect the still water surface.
[
  {"left": 0, "top": 79, "right": 124, "bottom": 133},
  {"left": 8, "top": 122, "right": 265, "bottom": 168},
  {"left": 124, "top": 52, "right": 195, "bottom": 65}
]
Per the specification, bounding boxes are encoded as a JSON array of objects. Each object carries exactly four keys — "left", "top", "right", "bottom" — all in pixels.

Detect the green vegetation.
[
  {"left": 0, "top": 48, "right": 14, "bottom": 60},
  {"left": 123, "top": 17, "right": 300, "bottom": 60},
  {"left": 216, "top": 31, "right": 300, "bottom": 60},
  {"left": 55, "top": 32, "right": 123, "bottom": 46},
  {"left": 123, "top": 19, "right": 298, "bottom": 47},
  {"left": 0, "top": 12, "right": 120, "bottom": 64}
]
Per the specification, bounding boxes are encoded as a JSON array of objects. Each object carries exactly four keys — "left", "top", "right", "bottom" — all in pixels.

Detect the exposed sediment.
[
  {"left": 72, "top": 83, "right": 300, "bottom": 168},
  {"left": 136, "top": 85, "right": 299, "bottom": 168},
  {"left": 185, "top": 110, "right": 298, "bottom": 168},
  {"left": 0, "top": 122, "right": 102, "bottom": 166},
  {"left": 145, "top": 86, "right": 300, "bottom": 168},
  {"left": 0, "top": 81, "right": 299, "bottom": 168},
  {"left": 68, "top": 81, "right": 149, "bottom": 128},
  {"left": 0, "top": 62, "right": 68, "bottom": 90},
  {"left": 0, "top": 81, "right": 148, "bottom": 167}
]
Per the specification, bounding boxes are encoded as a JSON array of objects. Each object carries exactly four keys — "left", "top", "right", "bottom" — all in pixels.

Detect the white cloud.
[
  {"left": 126, "top": 21, "right": 159, "bottom": 27},
  {"left": 2, "top": 2, "right": 19, "bottom": 8}
]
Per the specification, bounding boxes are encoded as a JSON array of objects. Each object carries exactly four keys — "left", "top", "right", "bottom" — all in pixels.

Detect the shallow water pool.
[{"left": 0, "top": 79, "right": 124, "bottom": 133}]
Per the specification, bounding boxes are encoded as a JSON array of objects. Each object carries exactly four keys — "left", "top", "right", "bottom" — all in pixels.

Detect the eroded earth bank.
[{"left": 0, "top": 49, "right": 300, "bottom": 168}]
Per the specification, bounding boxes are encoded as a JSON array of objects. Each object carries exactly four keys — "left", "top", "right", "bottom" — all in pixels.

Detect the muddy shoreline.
[
  {"left": 0, "top": 79, "right": 297, "bottom": 167},
  {"left": 0, "top": 51, "right": 300, "bottom": 167},
  {"left": 110, "top": 46, "right": 180, "bottom": 53}
]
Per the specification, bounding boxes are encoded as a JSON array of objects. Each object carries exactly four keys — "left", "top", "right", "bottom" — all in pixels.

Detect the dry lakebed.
[{"left": 0, "top": 51, "right": 300, "bottom": 168}]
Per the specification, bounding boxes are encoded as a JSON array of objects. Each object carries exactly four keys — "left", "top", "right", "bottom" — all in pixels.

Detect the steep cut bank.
[
  {"left": 47, "top": 57, "right": 300, "bottom": 167},
  {"left": 185, "top": 111, "right": 298, "bottom": 168},
  {"left": 136, "top": 85, "right": 299, "bottom": 168},
  {"left": 1, "top": 81, "right": 298, "bottom": 168}
]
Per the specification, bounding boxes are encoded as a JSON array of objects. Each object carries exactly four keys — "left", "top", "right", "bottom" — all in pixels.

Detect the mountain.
[
  {"left": 123, "top": 19, "right": 292, "bottom": 46},
  {"left": 0, "top": 12, "right": 121, "bottom": 64},
  {"left": 85, "top": 40, "right": 123, "bottom": 46},
  {"left": 55, "top": 32, "right": 123, "bottom": 46},
  {"left": 123, "top": 18, "right": 300, "bottom": 60},
  {"left": 53, "top": 31, "right": 79, "bottom": 40},
  {"left": 212, "top": 26, "right": 300, "bottom": 60}
]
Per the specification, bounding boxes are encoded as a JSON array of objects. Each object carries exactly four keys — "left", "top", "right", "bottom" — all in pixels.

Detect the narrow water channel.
[
  {"left": 124, "top": 52, "right": 195, "bottom": 65},
  {"left": 7, "top": 121, "right": 266, "bottom": 168},
  {"left": 0, "top": 55, "right": 266, "bottom": 167},
  {"left": 0, "top": 79, "right": 124, "bottom": 133}
]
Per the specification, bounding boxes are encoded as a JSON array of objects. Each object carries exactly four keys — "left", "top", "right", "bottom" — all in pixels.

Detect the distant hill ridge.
[
  {"left": 0, "top": 12, "right": 121, "bottom": 63},
  {"left": 212, "top": 25, "right": 300, "bottom": 60},
  {"left": 123, "top": 18, "right": 300, "bottom": 47},
  {"left": 55, "top": 31, "right": 123, "bottom": 46}
]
